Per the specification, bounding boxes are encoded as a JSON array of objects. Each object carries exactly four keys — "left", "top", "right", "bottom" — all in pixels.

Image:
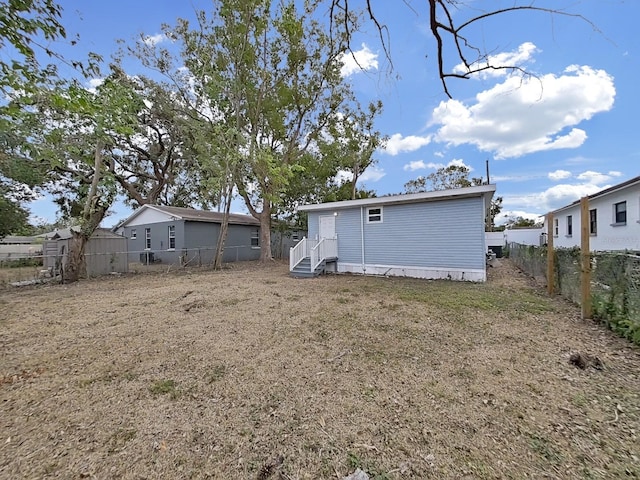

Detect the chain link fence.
[
  {"left": 509, "top": 242, "right": 640, "bottom": 344},
  {"left": 591, "top": 252, "right": 640, "bottom": 343},
  {"left": 0, "top": 244, "right": 260, "bottom": 288}
]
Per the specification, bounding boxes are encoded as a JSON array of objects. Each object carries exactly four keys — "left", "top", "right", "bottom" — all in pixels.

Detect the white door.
[{"left": 319, "top": 215, "right": 336, "bottom": 239}]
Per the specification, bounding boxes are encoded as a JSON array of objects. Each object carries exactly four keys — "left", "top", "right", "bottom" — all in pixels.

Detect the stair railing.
[
  {"left": 310, "top": 237, "right": 338, "bottom": 271},
  {"left": 289, "top": 237, "right": 307, "bottom": 271}
]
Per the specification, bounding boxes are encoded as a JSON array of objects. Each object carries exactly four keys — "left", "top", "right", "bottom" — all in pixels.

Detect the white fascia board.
[
  {"left": 297, "top": 184, "right": 496, "bottom": 212},
  {"left": 118, "top": 204, "right": 184, "bottom": 227}
]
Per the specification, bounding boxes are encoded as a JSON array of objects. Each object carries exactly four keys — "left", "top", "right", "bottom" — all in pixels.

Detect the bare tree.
[{"left": 326, "top": 0, "right": 597, "bottom": 97}]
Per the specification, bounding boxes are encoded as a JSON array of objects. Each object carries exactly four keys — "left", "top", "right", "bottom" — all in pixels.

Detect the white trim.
[
  {"left": 298, "top": 184, "right": 496, "bottom": 212},
  {"left": 366, "top": 206, "right": 383, "bottom": 224},
  {"left": 336, "top": 262, "right": 487, "bottom": 282}
]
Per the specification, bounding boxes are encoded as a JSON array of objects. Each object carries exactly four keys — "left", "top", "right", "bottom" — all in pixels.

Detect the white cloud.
[
  {"left": 496, "top": 210, "right": 544, "bottom": 226},
  {"left": 403, "top": 160, "right": 428, "bottom": 172},
  {"left": 334, "top": 166, "right": 386, "bottom": 184},
  {"left": 334, "top": 170, "right": 353, "bottom": 183},
  {"left": 548, "top": 169, "right": 571, "bottom": 181},
  {"left": 384, "top": 133, "right": 431, "bottom": 156},
  {"left": 453, "top": 42, "right": 539, "bottom": 79},
  {"left": 85, "top": 77, "right": 104, "bottom": 93},
  {"left": 432, "top": 65, "right": 615, "bottom": 159},
  {"left": 340, "top": 43, "right": 378, "bottom": 77},
  {"left": 447, "top": 159, "right": 473, "bottom": 171},
  {"left": 403, "top": 158, "right": 473, "bottom": 172},
  {"left": 576, "top": 170, "right": 622, "bottom": 184},
  {"left": 359, "top": 166, "right": 385, "bottom": 183},
  {"left": 505, "top": 174, "right": 618, "bottom": 213},
  {"left": 141, "top": 33, "right": 167, "bottom": 47}
]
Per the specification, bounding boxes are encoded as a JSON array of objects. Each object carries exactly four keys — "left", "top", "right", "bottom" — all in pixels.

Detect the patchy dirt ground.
[{"left": 0, "top": 259, "right": 638, "bottom": 479}]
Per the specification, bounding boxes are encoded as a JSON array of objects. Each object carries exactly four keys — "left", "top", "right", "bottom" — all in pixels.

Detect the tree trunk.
[
  {"left": 64, "top": 141, "right": 109, "bottom": 283},
  {"left": 258, "top": 197, "right": 272, "bottom": 262},
  {"left": 213, "top": 184, "right": 233, "bottom": 269},
  {"left": 64, "top": 232, "right": 89, "bottom": 283}
]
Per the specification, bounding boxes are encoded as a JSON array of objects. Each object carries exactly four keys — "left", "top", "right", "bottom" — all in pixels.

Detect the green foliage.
[
  {"left": 0, "top": 0, "right": 66, "bottom": 92},
  {"left": 404, "top": 164, "right": 502, "bottom": 228},
  {"left": 126, "top": 0, "right": 376, "bottom": 259},
  {"left": 405, "top": 165, "right": 473, "bottom": 193},
  {"left": 591, "top": 252, "right": 640, "bottom": 345},
  {"left": 0, "top": 256, "right": 42, "bottom": 268},
  {"left": 513, "top": 244, "right": 640, "bottom": 346},
  {"left": 0, "top": 195, "right": 30, "bottom": 238}
]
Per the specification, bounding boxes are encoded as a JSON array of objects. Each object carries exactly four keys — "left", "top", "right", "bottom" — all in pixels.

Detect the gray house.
[
  {"left": 291, "top": 184, "right": 496, "bottom": 281},
  {"left": 116, "top": 205, "right": 261, "bottom": 265}
]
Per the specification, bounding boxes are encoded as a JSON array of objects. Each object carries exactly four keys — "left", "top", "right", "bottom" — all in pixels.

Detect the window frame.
[
  {"left": 553, "top": 218, "right": 559, "bottom": 237},
  {"left": 145, "top": 227, "right": 151, "bottom": 250},
  {"left": 250, "top": 228, "right": 260, "bottom": 248},
  {"left": 168, "top": 225, "right": 176, "bottom": 250},
  {"left": 566, "top": 215, "right": 573, "bottom": 237},
  {"left": 613, "top": 201, "right": 627, "bottom": 226},
  {"left": 130, "top": 228, "right": 137, "bottom": 239},
  {"left": 366, "top": 206, "right": 383, "bottom": 224},
  {"left": 589, "top": 208, "right": 597, "bottom": 236}
]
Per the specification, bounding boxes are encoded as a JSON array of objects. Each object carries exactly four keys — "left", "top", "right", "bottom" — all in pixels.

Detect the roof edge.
[
  {"left": 298, "top": 184, "right": 496, "bottom": 212},
  {"left": 550, "top": 175, "right": 640, "bottom": 215}
]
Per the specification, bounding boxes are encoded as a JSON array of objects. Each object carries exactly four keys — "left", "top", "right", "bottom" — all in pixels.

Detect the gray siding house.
[
  {"left": 116, "top": 205, "right": 261, "bottom": 265},
  {"left": 292, "top": 184, "right": 496, "bottom": 281}
]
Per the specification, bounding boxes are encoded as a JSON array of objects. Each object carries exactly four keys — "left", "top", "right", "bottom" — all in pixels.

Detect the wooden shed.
[{"left": 43, "top": 227, "right": 128, "bottom": 278}]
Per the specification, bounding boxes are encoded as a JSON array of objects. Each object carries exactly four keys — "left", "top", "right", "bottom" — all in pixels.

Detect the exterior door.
[{"left": 319, "top": 215, "right": 336, "bottom": 239}]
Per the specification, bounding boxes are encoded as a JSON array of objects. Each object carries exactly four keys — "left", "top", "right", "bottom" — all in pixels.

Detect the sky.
[{"left": 25, "top": 0, "right": 640, "bottom": 227}]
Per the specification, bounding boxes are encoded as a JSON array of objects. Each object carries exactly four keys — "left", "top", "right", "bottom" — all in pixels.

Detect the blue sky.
[{"left": 26, "top": 0, "right": 639, "bottom": 227}]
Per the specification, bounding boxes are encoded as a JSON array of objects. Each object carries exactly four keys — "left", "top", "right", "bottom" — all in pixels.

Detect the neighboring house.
[
  {"left": 0, "top": 236, "right": 42, "bottom": 262},
  {"left": 486, "top": 227, "right": 546, "bottom": 255},
  {"left": 292, "top": 184, "right": 496, "bottom": 281},
  {"left": 504, "top": 227, "right": 546, "bottom": 247},
  {"left": 43, "top": 227, "right": 128, "bottom": 277},
  {"left": 550, "top": 175, "right": 640, "bottom": 251},
  {"left": 115, "top": 205, "right": 261, "bottom": 265}
]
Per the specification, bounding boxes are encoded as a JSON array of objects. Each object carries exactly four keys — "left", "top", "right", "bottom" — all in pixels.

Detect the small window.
[
  {"left": 367, "top": 207, "right": 383, "bottom": 223},
  {"left": 251, "top": 228, "right": 259, "bottom": 247},
  {"left": 168, "top": 225, "right": 176, "bottom": 250},
  {"left": 614, "top": 201, "right": 626, "bottom": 225},
  {"left": 566, "top": 215, "right": 572, "bottom": 236},
  {"left": 553, "top": 218, "right": 559, "bottom": 237},
  {"left": 589, "top": 209, "right": 597, "bottom": 235},
  {"left": 145, "top": 228, "right": 151, "bottom": 250},
  {"left": 292, "top": 232, "right": 299, "bottom": 241},
  {"left": 130, "top": 228, "right": 137, "bottom": 239}
]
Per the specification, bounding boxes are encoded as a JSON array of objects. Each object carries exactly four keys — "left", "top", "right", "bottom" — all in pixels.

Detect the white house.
[{"left": 550, "top": 175, "right": 640, "bottom": 251}]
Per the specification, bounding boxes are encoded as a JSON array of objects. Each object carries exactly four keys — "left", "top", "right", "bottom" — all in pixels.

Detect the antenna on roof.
[{"left": 486, "top": 159, "right": 490, "bottom": 184}]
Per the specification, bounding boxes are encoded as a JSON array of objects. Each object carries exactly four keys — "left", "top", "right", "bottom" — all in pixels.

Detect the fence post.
[
  {"left": 580, "top": 197, "right": 592, "bottom": 319},
  {"left": 546, "top": 213, "right": 555, "bottom": 294}
]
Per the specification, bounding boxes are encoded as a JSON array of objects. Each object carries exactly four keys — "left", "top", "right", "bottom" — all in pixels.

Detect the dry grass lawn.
[{"left": 0, "top": 259, "right": 638, "bottom": 479}]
